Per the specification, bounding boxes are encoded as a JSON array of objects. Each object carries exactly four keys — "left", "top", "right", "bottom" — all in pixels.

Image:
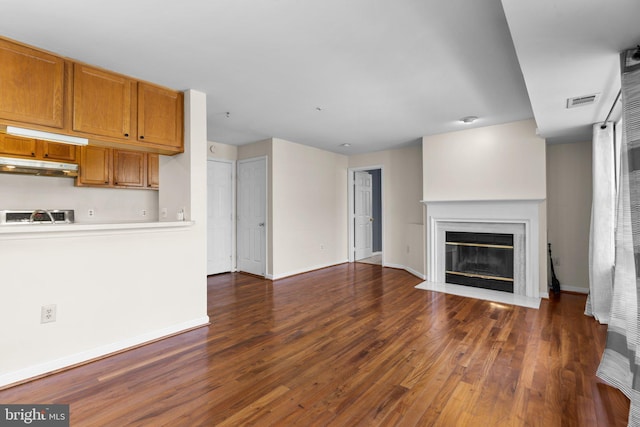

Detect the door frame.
[
  {"left": 237, "top": 156, "right": 268, "bottom": 277},
  {"left": 206, "top": 158, "right": 236, "bottom": 274},
  {"left": 348, "top": 165, "right": 384, "bottom": 264}
]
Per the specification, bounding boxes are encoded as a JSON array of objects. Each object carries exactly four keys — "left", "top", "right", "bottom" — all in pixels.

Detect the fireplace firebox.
[{"left": 445, "top": 231, "right": 514, "bottom": 293}]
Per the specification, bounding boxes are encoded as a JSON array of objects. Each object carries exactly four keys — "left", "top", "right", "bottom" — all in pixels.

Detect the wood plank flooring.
[{"left": 0, "top": 263, "right": 630, "bottom": 426}]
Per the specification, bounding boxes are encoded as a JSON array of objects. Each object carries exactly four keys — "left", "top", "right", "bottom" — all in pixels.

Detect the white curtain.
[
  {"left": 586, "top": 123, "right": 616, "bottom": 323},
  {"left": 596, "top": 48, "right": 640, "bottom": 426}
]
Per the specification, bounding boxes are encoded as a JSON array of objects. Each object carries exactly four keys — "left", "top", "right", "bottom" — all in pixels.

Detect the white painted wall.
[
  {"left": 349, "top": 145, "right": 424, "bottom": 277},
  {"left": 238, "top": 139, "right": 271, "bottom": 160},
  {"left": 422, "top": 119, "right": 547, "bottom": 294},
  {"left": 422, "top": 119, "right": 546, "bottom": 201},
  {"left": 0, "top": 89, "right": 209, "bottom": 387},
  {"left": 0, "top": 174, "right": 159, "bottom": 222},
  {"left": 237, "top": 138, "right": 350, "bottom": 279},
  {"left": 271, "top": 138, "right": 348, "bottom": 278},
  {"left": 546, "top": 141, "right": 592, "bottom": 292},
  {"left": 233, "top": 140, "right": 423, "bottom": 279},
  {"left": 207, "top": 141, "right": 238, "bottom": 161}
]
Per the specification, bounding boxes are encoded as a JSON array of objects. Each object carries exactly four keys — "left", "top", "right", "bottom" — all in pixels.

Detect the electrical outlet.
[
  {"left": 41, "top": 304, "right": 56, "bottom": 324},
  {"left": 88, "top": 209, "right": 95, "bottom": 217},
  {"left": 161, "top": 208, "right": 168, "bottom": 218}
]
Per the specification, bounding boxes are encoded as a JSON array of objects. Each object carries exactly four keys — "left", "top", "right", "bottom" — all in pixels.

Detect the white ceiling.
[
  {"left": 1, "top": 0, "right": 639, "bottom": 153},
  {"left": 502, "top": 0, "right": 640, "bottom": 144}
]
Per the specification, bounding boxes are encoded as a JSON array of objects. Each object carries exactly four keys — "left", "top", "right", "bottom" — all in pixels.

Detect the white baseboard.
[
  {"left": 524, "top": 284, "right": 588, "bottom": 301},
  {"left": 0, "top": 316, "right": 210, "bottom": 389},
  {"left": 560, "top": 284, "right": 589, "bottom": 294},
  {"left": 269, "top": 261, "right": 426, "bottom": 281},
  {"left": 383, "top": 262, "right": 426, "bottom": 280},
  {"left": 270, "top": 260, "right": 350, "bottom": 280}
]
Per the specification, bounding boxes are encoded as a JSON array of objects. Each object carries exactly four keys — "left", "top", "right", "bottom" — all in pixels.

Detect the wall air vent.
[{"left": 566, "top": 93, "right": 600, "bottom": 108}]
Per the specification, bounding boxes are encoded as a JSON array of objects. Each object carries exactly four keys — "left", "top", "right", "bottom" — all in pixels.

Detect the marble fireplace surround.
[{"left": 421, "top": 199, "right": 543, "bottom": 307}]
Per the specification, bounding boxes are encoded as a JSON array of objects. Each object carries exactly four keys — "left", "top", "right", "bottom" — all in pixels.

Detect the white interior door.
[
  {"left": 237, "top": 157, "right": 266, "bottom": 276},
  {"left": 207, "top": 160, "right": 233, "bottom": 275},
  {"left": 354, "top": 171, "right": 373, "bottom": 260}
]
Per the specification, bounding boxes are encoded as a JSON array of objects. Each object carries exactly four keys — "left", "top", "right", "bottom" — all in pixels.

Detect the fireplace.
[
  {"left": 445, "top": 231, "right": 514, "bottom": 293},
  {"left": 423, "top": 200, "right": 543, "bottom": 300}
]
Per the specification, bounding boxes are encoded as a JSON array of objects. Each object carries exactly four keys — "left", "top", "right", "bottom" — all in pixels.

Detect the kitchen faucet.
[{"left": 29, "top": 209, "right": 55, "bottom": 223}]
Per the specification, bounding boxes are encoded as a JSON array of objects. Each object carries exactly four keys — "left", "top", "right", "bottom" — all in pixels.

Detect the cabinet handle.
[
  {"left": 31, "top": 152, "right": 35, "bottom": 156},
  {"left": 124, "top": 133, "right": 129, "bottom": 137},
  {"left": 140, "top": 135, "right": 144, "bottom": 139},
  {"left": 104, "top": 181, "right": 108, "bottom": 184},
  {"left": 44, "top": 153, "right": 49, "bottom": 157}
]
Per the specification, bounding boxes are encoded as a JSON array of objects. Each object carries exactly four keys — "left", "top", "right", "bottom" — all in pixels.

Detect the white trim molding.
[
  {"left": 384, "top": 262, "right": 427, "bottom": 280},
  {"left": 347, "top": 165, "right": 384, "bottom": 263}
]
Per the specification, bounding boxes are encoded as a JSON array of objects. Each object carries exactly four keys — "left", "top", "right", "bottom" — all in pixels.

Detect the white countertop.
[{"left": 0, "top": 220, "right": 195, "bottom": 235}]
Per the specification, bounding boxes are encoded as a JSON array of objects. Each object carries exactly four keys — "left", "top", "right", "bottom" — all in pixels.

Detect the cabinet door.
[
  {"left": 0, "top": 39, "right": 65, "bottom": 128},
  {"left": 73, "top": 64, "right": 133, "bottom": 139},
  {"left": 0, "top": 134, "right": 37, "bottom": 157},
  {"left": 42, "top": 141, "right": 76, "bottom": 162},
  {"left": 147, "top": 153, "right": 159, "bottom": 189},
  {"left": 113, "top": 149, "right": 145, "bottom": 188},
  {"left": 137, "top": 82, "right": 183, "bottom": 150},
  {"left": 78, "top": 145, "right": 111, "bottom": 186}
]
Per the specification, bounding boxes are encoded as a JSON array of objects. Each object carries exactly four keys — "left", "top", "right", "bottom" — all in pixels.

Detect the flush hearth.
[{"left": 445, "top": 231, "right": 514, "bottom": 293}]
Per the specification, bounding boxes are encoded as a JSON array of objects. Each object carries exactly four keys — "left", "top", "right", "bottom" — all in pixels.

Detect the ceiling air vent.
[{"left": 566, "top": 93, "right": 600, "bottom": 108}]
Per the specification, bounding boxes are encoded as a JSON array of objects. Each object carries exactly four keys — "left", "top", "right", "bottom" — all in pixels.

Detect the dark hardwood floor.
[{"left": 0, "top": 263, "right": 630, "bottom": 426}]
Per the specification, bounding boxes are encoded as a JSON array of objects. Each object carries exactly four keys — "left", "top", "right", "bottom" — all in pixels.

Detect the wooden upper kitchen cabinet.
[
  {"left": 0, "top": 134, "right": 37, "bottom": 158},
  {"left": 73, "top": 66, "right": 183, "bottom": 152},
  {"left": 113, "top": 149, "right": 145, "bottom": 188},
  {"left": 77, "top": 145, "right": 158, "bottom": 190},
  {"left": 137, "top": 82, "right": 183, "bottom": 150},
  {"left": 42, "top": 141, "right": 76, "bottom": 162},
  {"left": 0, "top": 38, "right": 65, "bottom": 128},
  {"left": 77, "top": 145, "right": 111, "bottom": 186},
  {"left": 147, "top": 153, "right": 159, "bottom": 189},
  {"left": 0, "top": 133, "right": 75, "bottom": 162},
  {"left": 72, "top": 63, "right": 134, "bottom": 140},
  {"left": 0, "top": 36, "right": 183, "bottom": 154}
]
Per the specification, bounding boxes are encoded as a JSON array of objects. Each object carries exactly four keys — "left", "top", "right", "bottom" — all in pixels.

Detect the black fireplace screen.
[{"left": 445, "top": 231, "right": 514, "bottom": 293}]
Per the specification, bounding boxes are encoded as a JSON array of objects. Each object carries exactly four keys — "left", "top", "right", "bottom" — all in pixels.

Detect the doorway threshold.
[{"left": 356, "top": 253, "right": 382, "bottom": 265}]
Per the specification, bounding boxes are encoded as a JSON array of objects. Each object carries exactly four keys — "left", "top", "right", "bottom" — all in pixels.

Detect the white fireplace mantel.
[{"left": 422, "top": 199, "right": 544, "bottom": 300}]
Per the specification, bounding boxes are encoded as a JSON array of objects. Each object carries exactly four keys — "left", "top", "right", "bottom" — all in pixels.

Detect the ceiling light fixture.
[
  {"left": 6, "top": 126, "right": 88, "bottom": 146},
  {"left": 341, "top": 143, "right": 351, "bottom": 147},
  {"left": 460, "top": 116, "right": 478, "bottom": 124}
]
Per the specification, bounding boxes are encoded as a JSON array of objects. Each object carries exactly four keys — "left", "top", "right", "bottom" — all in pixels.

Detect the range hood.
[
  {"left": 0, "top": 156, "right": 78, "bottom": 178},
  {"left": 6, "top": 126, "right": 88, "bottom": 146}
]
